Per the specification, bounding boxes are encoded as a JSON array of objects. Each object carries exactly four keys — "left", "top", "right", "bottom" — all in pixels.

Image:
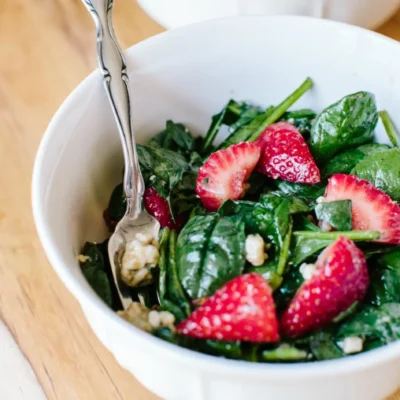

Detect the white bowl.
[
  {"left": 138, "top": 0, "right": 400, "bottom": 30},
  {"left": 32, "top": 16, "right": 400, "bottom": 400}
]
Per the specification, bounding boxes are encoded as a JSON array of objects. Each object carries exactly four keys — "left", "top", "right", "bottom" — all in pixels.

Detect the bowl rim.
[{"left": 32, "top": 15, "right": 400, "bottom": 379}]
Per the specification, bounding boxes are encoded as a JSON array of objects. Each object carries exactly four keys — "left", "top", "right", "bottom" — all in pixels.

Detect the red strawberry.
[
  {"left": 280, "top": 236, "right": 369, "bottom": 338},
  {"left": 196, "top": 142, "right": 261, "bottom": 211},
  {"left": 257, "top": 122, "right": 320, "bottom": 184},
  {"left": 324, "top": 174, "right": 400, "bottom": 244},
  {"left": 177, "top": 273, "right": 279, "bottom": 342},
  {"left": 143, "top": 187, "right": 183, "bottom": 230}
]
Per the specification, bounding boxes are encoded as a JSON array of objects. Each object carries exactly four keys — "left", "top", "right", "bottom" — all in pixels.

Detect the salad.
[{"left": 79, "top": 77, "right": 400, "bottom": 363}]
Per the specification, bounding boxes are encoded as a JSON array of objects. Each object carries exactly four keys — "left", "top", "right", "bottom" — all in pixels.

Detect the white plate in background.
[{"left": 138, "top": 0, "right": 400, "bottom": 30}]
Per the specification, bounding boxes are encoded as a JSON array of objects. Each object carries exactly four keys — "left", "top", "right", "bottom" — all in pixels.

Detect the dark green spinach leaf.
[
  {"left": 274, "top": 268, "right": 304, "bottom": 312},
  {"left": 291, "top": 235, "right": 332, "bottom": 266},
  {"left": 315, "top": 200, "right": 352, "bottom": 231},
  {"left": 158, "top": 229, "right": 191, "bottom": 321},
  {"left": 274, "top": 180, "right": 325, "bottom": 203},
  {"left": 309, "top": 331, "right": 344, "bottom": 360},
  {"left": 169, "top": 172, "right": 199, "bottom": 218},
  {"left": 320, "top": 143, "right": 389, "bottom": 179},
  {"left": 177, "top": 214, "right": 246, "bottom": 299},
  {"left": 104, "top": 183, "right": 126, "bottom": 230},
  {"left": 280, "top": 108, "right": 316, "bottom": 136},
  {"left": 137, "top": 145, "right": 190, "bottom": 198},
  {"left": 79, "top": 241, "right": 120, "bottom": 310},
  {"left": 337, "top": 303, "right": 400, "bottom": 344},
  {"left": 310, "top": 91, "right": 378, "bottom": 162},
  {"left": 219, "top": 109, "right": 274, "bottom": 149},
  {"left": 351, "top": 148, "right": 400, "bottom": 201},
  {"left": 148, "top": 120, "right": 194, "bottom": 156},
  {"left": 366, "top": 250, "right": 400, "bottom": 306},
  {"left": 155, "top": 328, "right": 243, "bottom": 359}
]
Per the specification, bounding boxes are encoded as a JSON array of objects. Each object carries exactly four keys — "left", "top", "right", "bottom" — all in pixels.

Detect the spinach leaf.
[
  {"left": 248, "top": 263, "right": 283, "bottom": 290},
  {"left": 220, "top": 195, "right": 292, "bottom": 278},
  {"left": 274, "top": 180, "right": 325, "bottom": 203},
  {"left": 309, "top": 331, "right": 344, "bottom": 361},
  {"left": 280, "top": 108, "right": 316, "bottom": 136},
  {"left": 104, "top": 183, "right": 126, "bottom": 231},
  {"left": 177, "top": 214, "right": 246, "bottom": 299},
  {"left": 337, "top": 303, "right": 400, "bottom": 344},
  {"left": 169, "top": 172, "right": 199, "bottom": 218},
  {"left": 220, "top": 77, "right": 313, "bottom": 147},
  {"left": 321, "top": 144, "right": 389, "bottom": 179},
  {"left": 315, "top": 200, "right": 352, "bottom": 231},
  {"left": 293, "top": 215, "right": 320, "bottom": 232},
  {"left": 148, "top": 120, "right": 194, "bottom": 156},
  {"left": 321, "top": 149, "right": 365, "bottom": 179},
  {"left": 291, "top": 230, "right": 380, "bottom": 266},
  {"left": 366, "top": 250, "right": 400, "bottom": 306},
  {"left": 379, "top": 110, "right": 400, "bottom": 147},
  {"left": 260, "top": 344, "right": 308, "bottom": 362},
  {"left": 333, "top": 301, "right": 359, "bottom": 323},
  {"left": 219, "top": 195, "right": 292, "bottom": 246},
  {"left": 219, "top": 109, "right": 274, "bottom": 149},
  {"left": 242, "top": 171, "right": 273, "bottom": 200},
  {"left": 351, "top": 149, "right": 400, "bottom": 201},
  {"left": 155, "top": 328, "right": 243, "bottom": 359},
  {"left": 291, "top": 235, "right": 332, "bottom": 266},
  {"left": 79, "top": 241, "right": 120, "bottom": 310},
  {"left": 274, "top": 268, "right": 304, "bottom": 312},
  {"left": 310, "top": 92, "right": 378, "bottom": 162},
  {"left": 228, "top": 105, "right": 264, "bottom": 133},
  {"left": 268, "top": 191, "right": 310, "bottom": 214},
  {"left": 203, "top": 100, "right": 263, "bottom": 151},
  {"left": 357, "top": 143, "right": 392, "bottom": 156},
  {"left": 137, "top": 145, "right": 190, "bottom": 198},
  {"left": 158, "top": 229, "right": 190, "bottom": 321},
  {"left": 256, "top": 194, "right": 291, "bottom": 246}
]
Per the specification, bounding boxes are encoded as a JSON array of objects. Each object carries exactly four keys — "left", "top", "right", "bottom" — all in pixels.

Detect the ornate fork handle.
[{"left": 82, "top": 0, "right": 144, "bottom": 218}]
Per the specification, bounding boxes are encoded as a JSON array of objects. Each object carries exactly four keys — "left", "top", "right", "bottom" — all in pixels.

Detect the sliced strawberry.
[
  {"left": 324, "top": 174, "right": 400, "bottom": 244},
  {"left": 143, "top": 187, "right": 183, "bottom": 230},
  {"left": 196, "top": 142, "right": 261, "bottom": 211},
  {"left": 281, "top": 236, "right": 369, "bottom": 338},
  {"left": 257, "top": 122, "right": 320, "bottom": 184},
  {"left": 178, "top": 273, "right": 279, "bottom": 342}
]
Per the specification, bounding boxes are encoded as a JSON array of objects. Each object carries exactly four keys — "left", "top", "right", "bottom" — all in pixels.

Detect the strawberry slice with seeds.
[
  {"left": 196, "top": 142, "right": 261, "bottom": 211},
  {"left": 324, "top": 174, "right": 400, "bottom": 244},
  {"left": 257, "top": 122, "right": 320, "bottom": 184},
  {"left": 281, "top": 236, "right": 369, "bottom": 338},
  {"left": 177, "top": 273, "right": 279, "bottom": 342},
  {"left": 143, "top": 187, "right": 183, "bottom": 230}
]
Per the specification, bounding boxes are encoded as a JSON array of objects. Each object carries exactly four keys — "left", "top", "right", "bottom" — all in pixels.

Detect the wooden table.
[{"left": 0, "top": 1, "right": 399, "bottom": 399}]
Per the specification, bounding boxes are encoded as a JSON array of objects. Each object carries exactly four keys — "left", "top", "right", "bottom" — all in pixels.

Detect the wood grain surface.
[{"left": 0, "top": 1, "right": 399, "bottom": 399}]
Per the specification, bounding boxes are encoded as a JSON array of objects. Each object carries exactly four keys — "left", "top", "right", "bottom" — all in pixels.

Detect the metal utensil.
[{"left": 82, "top": 0, "right": 160, "bottom": 310}]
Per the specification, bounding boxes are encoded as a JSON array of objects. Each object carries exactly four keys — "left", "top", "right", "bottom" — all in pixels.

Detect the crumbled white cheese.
[
  {"left": 245, "top": 234, "right": 267, "bottom": 266},
  {"left": 120, "top": 233, "right": 160, "bottom": 286},
  {"left": 77, "top": 254, "right": 90, "bottom": 263},
  {"left": 319, "top": 219, "right": 333, "bottom": 232},
  {"left": 316, "top": 196, "right": 325, "bottom": 204},
  {"left": 299, "top": 263, "right": 317, "bottom": 281},
  {"left": 148, "top": 310, "right": 176, "bottom": 330},
  {"left": 117, "top": 302, "right": 152, "bottom": 332},
  {"left": 341, "top": 336, "right": 364, "bottom": 354},
  {"left": 118, "top": 303, "right": 176, "bottom": 332}
]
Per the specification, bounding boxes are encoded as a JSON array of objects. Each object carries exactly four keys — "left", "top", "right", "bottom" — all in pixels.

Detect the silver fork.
[{"left": 82, "top": 0, "right": 160, "bottom": 310}]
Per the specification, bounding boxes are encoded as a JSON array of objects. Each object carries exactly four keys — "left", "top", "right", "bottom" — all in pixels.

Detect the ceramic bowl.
[
  {"left": 32, "top": 16, "right": 400, "bottom": 400},
  {"left": 138, "top": 0, "right": 399, "bottom": 30}
]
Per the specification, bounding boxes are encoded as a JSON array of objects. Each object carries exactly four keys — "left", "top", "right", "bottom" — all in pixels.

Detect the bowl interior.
[{"left": 34, "top": 16, "right": 400, "bottom": 365}]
